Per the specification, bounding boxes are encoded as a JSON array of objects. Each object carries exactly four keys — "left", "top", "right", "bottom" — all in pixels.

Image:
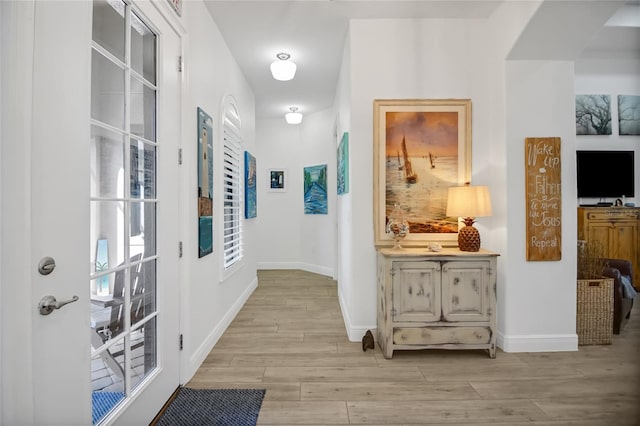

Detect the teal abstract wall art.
[
  {"left": 244, "top": 151, "right": 257, "bottom": 218},
  {"left": 303, "top": 164, "right": 328, "bottom": 214},
  {"left": 337, "top": 132, "right": 349, "bottom": 195}
]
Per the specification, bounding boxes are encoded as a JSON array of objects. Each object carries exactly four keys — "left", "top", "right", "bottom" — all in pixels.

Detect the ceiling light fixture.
[
  {"left": 285, "top": 107, "right": 303, "bottom": 124},
  {"left": 270, "top": 52, "right": 297, "bottom": 81}
]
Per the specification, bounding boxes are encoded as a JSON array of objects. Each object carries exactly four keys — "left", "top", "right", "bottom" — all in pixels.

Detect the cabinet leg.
[
  {"left": 488, "top": 343, "right": 496, "bottom": 359},
  {"left": 380, "top": 341, "right": 393, "bottom": 359}
]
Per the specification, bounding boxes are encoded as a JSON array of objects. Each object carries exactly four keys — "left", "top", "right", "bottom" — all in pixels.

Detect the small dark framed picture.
[{"left": 268, "top": 169, "right": 287, "bottom": 192}]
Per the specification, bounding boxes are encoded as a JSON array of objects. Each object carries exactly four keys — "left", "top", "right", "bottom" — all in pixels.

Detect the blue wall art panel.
[
  {"left": 303, "top": 164, "right": 328, "bottom": 214},
  {"left": 197, "top": 107, "right": 214, "bottom": 258},
  {"left": 244, "top": 151, "right": 257, "bottom": 218},
  {"left": 337, "top": 132, "right": 349, "bottom": 195}
]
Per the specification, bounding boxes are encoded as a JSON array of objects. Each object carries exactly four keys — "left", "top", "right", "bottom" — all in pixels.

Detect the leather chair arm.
[{"left": 603, "top": 258, "right": 633, "bottom": 284}]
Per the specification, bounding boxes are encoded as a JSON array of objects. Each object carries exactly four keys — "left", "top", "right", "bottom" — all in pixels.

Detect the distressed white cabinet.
[{"left": 377, "top": 248, "right": 499, "bottom": 359}]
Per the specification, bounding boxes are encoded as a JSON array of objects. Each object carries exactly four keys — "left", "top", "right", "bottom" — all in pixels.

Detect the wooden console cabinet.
[
  {"left": 377, "top": 248, "right": 499, "bottom": 359},
  {"left": 577, "top": 207, "right": 639, "bottom": 287}
]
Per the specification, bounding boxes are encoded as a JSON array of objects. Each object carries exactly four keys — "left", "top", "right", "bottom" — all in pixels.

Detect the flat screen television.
[{"left": 576, "top": 150, "right": 635, "bottom": 198}]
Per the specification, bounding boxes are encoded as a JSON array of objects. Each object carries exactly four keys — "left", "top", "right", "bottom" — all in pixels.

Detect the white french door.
[{"left": 24, "top": 1, "right": 181, "bottom": 424}]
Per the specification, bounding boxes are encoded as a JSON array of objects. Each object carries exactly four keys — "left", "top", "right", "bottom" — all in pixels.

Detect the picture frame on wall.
[
  {"left": 337, "top": 132, "right": 349, "bottom": 195},
  {"left": 304, "top": 164, "right": 328, "bottom": 214},
  {"left": 268, "top": 168, "right": 287, "bottom": 192},
  {"left": 197, "top": 107, "right": 214, "bottom": 258},
  {"left": 618, "top": 95, "right": 640, "bottom": 136},
  {"left": 373, "top": 99, "right": 472, "bottom": 247},
  {"left": 575, "top": 94, "right": 612, "bottom": 135},
  {"left": 244, "top": 151, "right": 257, "bottom": 219}
]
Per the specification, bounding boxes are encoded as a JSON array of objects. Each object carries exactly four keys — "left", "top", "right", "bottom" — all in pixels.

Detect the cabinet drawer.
[
  {"left": 393, "top": 326, "right": 491, "bottom": 345},
  {"left": 585, "top": 210, "right": 639, "bottom": 221}
]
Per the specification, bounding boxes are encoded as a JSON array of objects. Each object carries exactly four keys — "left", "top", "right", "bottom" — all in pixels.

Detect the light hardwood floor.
[{"left": 188, "top": 269, "right": 640, "bottom": 425}]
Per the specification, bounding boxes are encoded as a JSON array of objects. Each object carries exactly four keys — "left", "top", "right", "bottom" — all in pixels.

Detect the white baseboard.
[
  {"left": 257, "top": 261, "right": 333, "bottom": 278},
  {"left": 498, "top": 331, "right": 578, "bottom": 352},
  {"left": 338, "top": 287, "right": 376, "bottom": 343},
  {"left": 183, "top": 276, "right": 258, "bottom": 382}
]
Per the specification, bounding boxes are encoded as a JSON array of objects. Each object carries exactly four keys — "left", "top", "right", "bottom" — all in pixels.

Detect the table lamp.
[{"left": 446, "top": 184, "right": 492, "bottom": 252}]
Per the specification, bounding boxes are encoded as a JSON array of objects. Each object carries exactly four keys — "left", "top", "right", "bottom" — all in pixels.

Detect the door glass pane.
[
  {"left": 90, "top": 266, "right": 130, "bottom": 345},
  {"left": 130, "top": 77, "right": 156, "bottom": 141},
  {"left": 131, "top": 317, "right": 157, "bottom": 390},
  {"left": 130, "top": 11, "right": 156, "bottom": 84},
  {"left": 91, "top": 349, "right": 125, "bottom": 425},
  {"left": 91, "top": 201, "right": 125, "bottom": 270},
  {"left": 92, "top": 0, "right": 125, "bottom": 62},
  {"left": 130, "top": 201, "right": 156, "bottom": 258},
  {"left": 91, "top": 125, "right": 125, "bottom": 198},
  {"left": 130, "top": 139, "right": 156, "bottom": 199},
  {"left": 131, "top": 259, "right": 156, "bottom": 328},
  {"left": 91, "top": 50, "right": 125, "bottom": 129}
]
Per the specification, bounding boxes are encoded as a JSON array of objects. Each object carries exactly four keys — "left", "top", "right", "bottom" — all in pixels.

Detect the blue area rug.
[
  {"left": 92, "top": 391, "right": 124, "bottom": 425},
  {"left": 156, "top": 388, "right": 266, "bottom": 426}
]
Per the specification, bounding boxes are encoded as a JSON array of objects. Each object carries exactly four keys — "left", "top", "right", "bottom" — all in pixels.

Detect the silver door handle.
[{"left": 38, "top": 295, "right": 79, "bottom": 315}]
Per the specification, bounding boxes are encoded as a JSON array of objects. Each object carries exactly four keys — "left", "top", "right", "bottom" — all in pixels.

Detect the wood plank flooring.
[{"left": 187, "top": 270, "right": 640, "bottom": 425}]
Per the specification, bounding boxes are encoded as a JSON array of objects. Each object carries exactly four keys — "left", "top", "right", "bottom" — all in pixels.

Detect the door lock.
[{"left": 38, "top": 257, "right": 56, "bottom": 275}]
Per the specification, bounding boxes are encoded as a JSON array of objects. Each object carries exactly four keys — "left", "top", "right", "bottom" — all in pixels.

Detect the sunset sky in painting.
[{"left": 385, "top": 111, "right": 458, "bottom": 157}]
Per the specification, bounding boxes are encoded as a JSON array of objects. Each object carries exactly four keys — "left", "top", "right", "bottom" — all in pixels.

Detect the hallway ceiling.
[
  {"left": 203, "top": 1, "right": 639, "bottom": 121},
  {"left": 203, "top": 0, "right": 503, "bottom": 120}
]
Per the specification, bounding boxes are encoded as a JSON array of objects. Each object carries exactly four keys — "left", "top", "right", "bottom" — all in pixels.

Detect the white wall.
[
  {"left": 333, "top": 35, "right": 354, "bottom": 333},
  {"left": 338, "top": 2, "right": 586, "bottom": 350},
  {"left": 503, "top": 61, "right": 579, "bottom": 352},
  {"left": 180, "top": 0, "right": 258, "bottom": 382},
  {"left": 344, "top": 18, "right": 507, "bottom": 341},
  {"left": 256, "top": 109, "right": 337, "bottom": 277},
  {"left": 299, "top": 108, "right": 338, "bottom": 277},
  {"left": 482, "top": 1, "right": 542, "bottom": 336},
  {"left": 574, "top": 58, "right": 640, "bottom": 206}
]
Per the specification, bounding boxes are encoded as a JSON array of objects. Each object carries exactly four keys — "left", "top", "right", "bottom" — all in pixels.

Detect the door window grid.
[{"left": 90, "top": 0, "right": 158, "bottom": 422}]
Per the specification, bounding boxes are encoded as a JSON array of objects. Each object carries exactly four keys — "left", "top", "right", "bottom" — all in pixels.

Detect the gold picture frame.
[{"left": 373, "top": 99, "right": 472, "bottom": 247}]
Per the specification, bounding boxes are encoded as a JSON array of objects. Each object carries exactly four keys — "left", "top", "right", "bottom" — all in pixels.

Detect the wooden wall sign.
[{"left": 525, "top": 137, "right": 561, "bottom": 261}]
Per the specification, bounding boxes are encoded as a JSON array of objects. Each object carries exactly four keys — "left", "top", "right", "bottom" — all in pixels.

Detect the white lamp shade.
[
  {"left": 270, "top": 59, "right": 297, "bottom": 81},
  {"left": 285, "top": 111, "right": 303, "bottom": 124},
  {"left": 446, "top": 185, "right": 492, "bottom": 218}
]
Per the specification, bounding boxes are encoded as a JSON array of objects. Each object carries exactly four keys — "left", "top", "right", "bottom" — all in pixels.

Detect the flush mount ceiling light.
[
  {"left": 270, "top": 52, "right": 297, "bottom": 81},
  {"left": 285, "top": 107, "right": 303, "bottom": 124}
]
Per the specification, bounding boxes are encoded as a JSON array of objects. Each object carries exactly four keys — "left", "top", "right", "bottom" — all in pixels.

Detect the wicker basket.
[{"left": 576, "top": 277, "right": 614, "bottom": 345}]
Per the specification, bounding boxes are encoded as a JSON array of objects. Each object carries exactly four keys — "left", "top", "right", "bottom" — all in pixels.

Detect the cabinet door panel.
[
  {"left": 441, "top": 261, "right": 489, "bottom": 322},
  {"left": 392, "top": 261, "right": 441, "bottom": 322},
  {"left": 613, "top": 222, "right": 638, "bottom": 264},
  {"left": 587, "top": 223, "right": 614, "bottom": 253}
]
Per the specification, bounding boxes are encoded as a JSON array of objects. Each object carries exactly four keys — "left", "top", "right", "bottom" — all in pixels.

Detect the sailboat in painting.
[{"left": 401, "top": 136, "right": 417, "bottom": 184}]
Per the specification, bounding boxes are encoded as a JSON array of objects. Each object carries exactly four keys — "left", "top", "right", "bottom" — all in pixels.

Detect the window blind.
[{"left": 222, "top": 109, "right": 243, "bottom": 269}]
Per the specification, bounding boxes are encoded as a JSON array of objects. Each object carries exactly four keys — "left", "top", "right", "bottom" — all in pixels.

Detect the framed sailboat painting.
[{"left": 373, "top": 99, "right": 472, "bottom": 247}]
